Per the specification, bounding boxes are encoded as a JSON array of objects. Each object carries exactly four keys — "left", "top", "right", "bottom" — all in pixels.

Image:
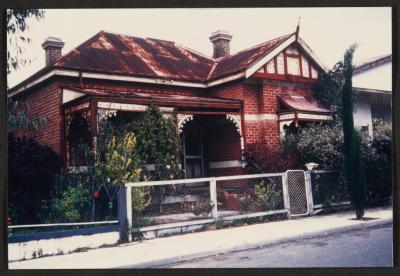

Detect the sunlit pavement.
[{"left": 9, "top": 206, "right": 392, "bottom": 269}]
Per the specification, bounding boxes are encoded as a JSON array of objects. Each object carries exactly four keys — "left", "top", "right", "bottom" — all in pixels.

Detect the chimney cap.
[
  {"left": 42, "top": 36, "right": 65, "bottom": 49},
  {"left": 209, "top": 30, "right": 232, "bottom": 42}
]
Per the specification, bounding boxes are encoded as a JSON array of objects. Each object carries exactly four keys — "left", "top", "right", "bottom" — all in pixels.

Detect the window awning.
[{"left": 277, "top": 93, "right": 332, "bottom": 123}]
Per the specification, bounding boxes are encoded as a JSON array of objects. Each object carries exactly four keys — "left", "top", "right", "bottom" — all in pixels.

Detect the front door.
[{"left": 183, "top": 126, "right": 205, "bottom": 179}]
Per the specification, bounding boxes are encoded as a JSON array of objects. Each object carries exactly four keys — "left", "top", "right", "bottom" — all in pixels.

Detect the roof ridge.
[
  {"left": 354, "top": 54, "right": 392, "bottom": 69},
  {"left": 54, "top": 30, "right": 105, "bottom": 67},
  {"left": 173, "top": 42, "right": 215, "bottom": 62},
  {"left": 216, "top": 32, "right": 294, "bottom": 62}
]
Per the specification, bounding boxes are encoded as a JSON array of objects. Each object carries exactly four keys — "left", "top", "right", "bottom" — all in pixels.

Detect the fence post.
[
  {"left": 282, "top": 172, "right": 291, "bottom": 219},
  {"left": 118, "top": 185, "right": 132, "bottom": 242},
  {"left": 304, "top": 171, "right": 315, "bottom": 216},
  {"left": 209, "top": 178, "right": 218, "bottom": 219}
]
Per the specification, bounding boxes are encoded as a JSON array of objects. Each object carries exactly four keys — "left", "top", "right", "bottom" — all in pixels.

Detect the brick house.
[{"left": 9, "top": 28, "right": 331, "bottom": 178}]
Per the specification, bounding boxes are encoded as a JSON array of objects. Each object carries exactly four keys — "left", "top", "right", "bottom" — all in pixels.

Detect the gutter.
[{"left": 8, "top": 69, "right": 246, "bottom": 98}]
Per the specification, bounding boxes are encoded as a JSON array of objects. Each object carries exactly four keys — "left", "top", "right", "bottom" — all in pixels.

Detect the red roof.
[
  {"left": 278, "top": 93, "right": 330, "bottom": 113},
  {"left": 209, "top": 34, "right": 293, "bottom": 80},
  {"left": 53, "top": 31, "right": 294, "bottom": 83},
  {"left": 55, "top": 31, "right": 215, "bottom": 82}
]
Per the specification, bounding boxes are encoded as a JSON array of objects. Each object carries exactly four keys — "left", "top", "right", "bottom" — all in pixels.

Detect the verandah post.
[
  {"left": 282, "top": 172, "right": 291, "bottom": 219},
  {"left": 209, "top": 178, "right": 218, "bottom": 219},
  {"left": 118, "top": 185, "right": 132, "bottom": 242}
]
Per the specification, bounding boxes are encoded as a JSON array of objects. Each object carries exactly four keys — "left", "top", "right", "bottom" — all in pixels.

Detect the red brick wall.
[
  {"left": 11, "top": 82, "right": 63, "bottom": 155},
  {"left": 10, "top": 75, "right": 316, "bottom": 170},
  {"left": 209, "top": 167, "right": 244, "bottom": 177}
]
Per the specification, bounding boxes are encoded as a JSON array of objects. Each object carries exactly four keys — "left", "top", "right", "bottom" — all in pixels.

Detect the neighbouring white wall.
[
  {"left": 353, "top": 94, "right": 373, "bottom": 136},
  {"left": 353, "top": 62, "right": 392, "bottom": 92}
]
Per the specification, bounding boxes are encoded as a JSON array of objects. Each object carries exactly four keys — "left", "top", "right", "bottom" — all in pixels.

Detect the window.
[{"left": 287, "top": 56, "right": 300, "bottom": 76}]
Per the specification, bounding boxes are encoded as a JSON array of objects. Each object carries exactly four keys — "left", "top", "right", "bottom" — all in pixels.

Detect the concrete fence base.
[{"left": 8, "top": 226, "right": 119, "bottom": 262}]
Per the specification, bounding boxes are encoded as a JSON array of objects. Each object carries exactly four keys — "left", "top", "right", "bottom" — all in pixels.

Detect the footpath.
[{"left": 9, "top": 206, "right": 392, "bottom": 269}]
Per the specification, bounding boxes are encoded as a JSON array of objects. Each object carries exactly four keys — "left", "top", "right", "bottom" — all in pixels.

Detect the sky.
[{"left": 7, "top": 7, "right": 392, "bottom": 87}]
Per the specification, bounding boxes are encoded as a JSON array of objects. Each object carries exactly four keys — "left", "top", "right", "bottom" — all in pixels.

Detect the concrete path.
[{"left": 9, "top": 206, "right": 392, "bottom": 269}]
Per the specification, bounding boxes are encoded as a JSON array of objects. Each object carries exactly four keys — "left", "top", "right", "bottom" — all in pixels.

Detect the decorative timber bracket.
[{"left": 177, "top": 114, "right": 194, "bottom": 133}]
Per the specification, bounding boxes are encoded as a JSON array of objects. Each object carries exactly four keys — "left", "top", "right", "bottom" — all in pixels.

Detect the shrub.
[
  {"left": 283, "top": 122, "right": 344, "bottom": 170},
  {"left": 361, "top": 120, "right": 392, "bottom": 203},
  {"left": 8, "top": 133, "right": 61, "bottom": 224},
  {"left": 238, "top": 195, "right": 253, "bottom": 212},
  {"left": 254, "top": 180, "right": 283, "bottom": 211},
  {"left": 243, "top": 144, "right": 297, "bottom": 173},
  {"left": 133, "top": 105, "right": 182, "bottom": 180},
  {"left": 191, "top": 200, "right": 214, "bottom": 217},
  {"left": 50, "top": 185, "right": 91, "bottom": 222}
]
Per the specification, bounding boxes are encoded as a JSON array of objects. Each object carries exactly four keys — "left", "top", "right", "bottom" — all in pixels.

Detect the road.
[{"left": 159, "top": 224, "right": 392, "bottom": 268}]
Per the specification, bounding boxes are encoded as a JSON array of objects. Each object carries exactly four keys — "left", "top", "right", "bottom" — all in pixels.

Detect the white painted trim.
[
  {"left": 98, "top": 102, "right": 175, "bottom": 112},
  {"left": 279, "top": 113, "right": 296, "bottom": 120},
  {"left": 297, "top": 113, "right": 332, "bottom": 120},
  {"left": 209, "top": 160, "right": 243, "bottom": 169},
  {"left": 81, "top": 71, "right": 206, "bottom": 88},
  {"left": 206, "top": 72, "right": 245, "bottom": 87},
  {"left": 125, "top": 172, "right": 285, "bottom": 188},
  {"left": 8, "top": 70, "right": 79, "bottom": 97},
  {"left": 245, "top": 35, "right": 296, "bottom": 78},
  {"left": 297, "top": 37, "right": 329, "bottom": 73},
  {"left": 62, "top": 89, "right": 86, "bottom": 104},
  {"left": 244, "top": 113, "right": 278, "bottom": 121}
]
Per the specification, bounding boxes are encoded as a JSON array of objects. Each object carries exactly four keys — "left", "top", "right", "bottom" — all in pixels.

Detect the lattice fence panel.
[{"left": 286, "top": 170, "right": 308, "bottom": 215}]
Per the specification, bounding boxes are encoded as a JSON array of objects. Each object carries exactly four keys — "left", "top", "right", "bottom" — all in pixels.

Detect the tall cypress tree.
[{"left": 341, "top": 44, "right": 367, "bottom": 219}]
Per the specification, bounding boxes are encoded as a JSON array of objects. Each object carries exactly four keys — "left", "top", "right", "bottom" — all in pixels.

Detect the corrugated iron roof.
[
  {"left": 55, "top": 31, "right": 215, "bottom": 82},
  {"left": 53, "top": 31, "right": 294, "bottom": 83},
  {"left": 353, "top": 54, "right": 392, "bottom": 76},
  {"left": 278, "top": 93, "right": 331, "bottom": 113},
  {"left": 209, "top": 34, "right": 293, "bottom": 80}
]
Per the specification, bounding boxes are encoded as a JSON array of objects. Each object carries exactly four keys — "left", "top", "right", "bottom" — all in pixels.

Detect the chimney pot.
[
  {"left": 42, "top": 36, "right": 64, "bottom": 66},
  {"left": 209, "top": 30, "right": 232, "bottom": 59}
]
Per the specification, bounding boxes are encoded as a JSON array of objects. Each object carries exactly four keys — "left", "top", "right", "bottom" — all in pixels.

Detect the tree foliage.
[
  {"left": 7, "top": 9, "right": 44, "bottom": 74},
  {"left": 341, "top": 44, "right": 367, "bottom": 219},
  {"left": 314, "top": 57, "right": 357, "bottom": 122},
  {"left": 133, "top": 105, "right": 183, "bottom": 180},
  {"left": 7, "top": 9, "right": 47, "bottom": 130}
]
